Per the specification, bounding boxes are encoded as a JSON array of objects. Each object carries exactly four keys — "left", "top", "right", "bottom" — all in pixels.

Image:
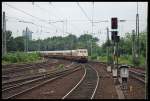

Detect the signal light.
[
  {"left": 115, "top": 35, "right": 120, "bottom": 42},
  {"left": 111, "top": 17, "right": 118, "bottom": 29},
  {"left": 111, "top": 31, "right": 118, "bottom": 41}
]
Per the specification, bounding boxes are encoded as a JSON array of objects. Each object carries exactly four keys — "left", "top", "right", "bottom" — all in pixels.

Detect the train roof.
[
  {"left": 38, "top": 50, "right": 76, "bottom": 53},
  {"left": 28, "top": 49, "right": 88, "bottom": 53}
]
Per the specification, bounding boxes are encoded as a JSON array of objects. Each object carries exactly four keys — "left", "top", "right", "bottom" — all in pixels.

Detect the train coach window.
[
  {"left": 80, "top": 51, "right": 85, "bottom": 53},
  {"left": 78, "top": 50, "right": 87, "bottom": 53},
  {"left": 83, "top": 51, "right": 86, "bottom": 53}
]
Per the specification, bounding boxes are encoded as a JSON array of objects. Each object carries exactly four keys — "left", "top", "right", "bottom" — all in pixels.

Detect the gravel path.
[
  {"left": 90, "top": 62, "right": 118, "bottom": 99},
  {"left": 90, "top": 62, "right": 146, "bottom": 99},
  {"left": 123, "top": 77, "right": 146, "bottom": 99}
]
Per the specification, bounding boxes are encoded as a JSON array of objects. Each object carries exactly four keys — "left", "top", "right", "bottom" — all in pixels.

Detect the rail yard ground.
[
  {"left": 2, "top": 2, "right": 147, "bottom": 99},
  {"left": 2, "top": 58, "right": 146, "bottom": 99}
]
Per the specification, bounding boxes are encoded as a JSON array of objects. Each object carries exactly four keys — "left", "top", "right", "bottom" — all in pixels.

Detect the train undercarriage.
[{"left": 43, "top": 55, "right": 88, "bottom": 63}]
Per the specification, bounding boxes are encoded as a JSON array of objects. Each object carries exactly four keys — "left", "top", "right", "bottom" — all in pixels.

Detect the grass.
[
  {"left": 2, "top": 52, "right": 42, "bottom": 65},
  {"left": 98, "top": 56, "right": 107, "bottom": 62},
  {"left": 97, "top": 55, "right": 146, "bottom": 67},
  {"left": 58, "top": 64, "right": 65, "bottom": 70},
  {"left": 118, "top": 55, "right": 132, "bottom": 65}
]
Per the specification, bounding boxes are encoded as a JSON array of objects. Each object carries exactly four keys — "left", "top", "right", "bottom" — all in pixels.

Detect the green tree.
[
  {"left": 14, "top": 36, "right": 24, "bottom": 51},
  {"left": 5, "top": 30, "right": 17, "bottom": 51}
]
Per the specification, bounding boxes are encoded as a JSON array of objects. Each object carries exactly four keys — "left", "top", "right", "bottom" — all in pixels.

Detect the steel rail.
[
  {"left": 2, "top": 62, "right": 76, "bottom": 85},
  {"left": 62, "top": 64, "right": 86, "bottom": 99},
  {"left": 2, "top": 63, "right": 79, "bottom": 90},
  {"left": 87, "top": 64, "right": 99, "bottom": 99},
  {"left": 62, "top": 64, "right": 99, "bottom": 99},
  {"left": 129, "top": 70, "right": 145, "bottom": 77},
  {"left": 129, "top": 73, "right": 145, "bottom": 83},
  {"left": 3, "top": 66, "right": 82, "bottom": 99}
]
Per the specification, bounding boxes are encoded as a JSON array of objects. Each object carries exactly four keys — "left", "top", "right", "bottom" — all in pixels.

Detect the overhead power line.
[
  {"left": 34, "top": 3, "right": 81, "bottom": 34},
  {"left": 5, "top": 3, "right": 45, "bottom": 22},
  {"left": 5, "top": 3, "right": 65, "bottom": 33},
  {"left": 6, "top": 15, "right": 37, "bottom": 23},
  {"left": 6, "top": 16, "right": 56, "bottom": 31},
  {"left": 34, "top": 2, "right": 88, "bottom": 34},
  {"left": 33, "top": 3, "right": 65, "bottom": 31},
  {"left": 77, "top": 2, "right": 92, "bottom": 23},
  {"left": 34, "top": 3, "right": 62, "bottom": 20}
]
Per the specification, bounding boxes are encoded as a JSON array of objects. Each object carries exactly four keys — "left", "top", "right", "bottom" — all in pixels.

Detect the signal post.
[{"left": 111, "top": 17, "right": 120, "bottom": 84}]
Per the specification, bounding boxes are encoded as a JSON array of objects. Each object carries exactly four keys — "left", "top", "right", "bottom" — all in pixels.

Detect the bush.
[
  {"left": 91, "top": 55, "right": 97, "bottom": 60},
  {"left": 58, "top": 64, "right": 64, "bottom": 69},
  {"left": 140, "top": 55, "right": 146, "bottom": 66},
  {"left": 2, "top": 52, "right": 41, "bottom": 64},
  {"left": 98, "top": 56, "right": 107, "bottom": 62},
  {"left": 2, "top": 53, "right": 17, "bottom": 63},
  {"left": 107, "top": 55, "right": 113, "bottom": 64},
  {"left": 132, "top": 55, "right": 145, "bottom": 66}
]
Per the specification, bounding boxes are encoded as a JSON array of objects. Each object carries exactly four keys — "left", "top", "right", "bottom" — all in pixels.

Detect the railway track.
[
  {"left": 90, "top": 61, "right": 146, "bottom": 84},
  {"left": 62, "top": 63, "right": 99, "bottom": 99},
  {"left": 122, "top": 73, "right": 146, "bottom": 99},
  {"left": 2, "top": 59, "right": 59, "bottom": 74},
  {"left": 2, "top": 59, "right": 49, "bottom": 70},
  {"left": 2, "top": 59, "right": 146, "bottom": 99},
  {"left": 2, "top": 63, "right": 81, "bottom": 99},
  {"left": 129, "top": 69, "right": 145, "bottom": 83},
  {"left": 2, "top": 62, "right": 77, "bottom": 90},
  {"left": 2, "top": 59, "right": 70, "bottom": 81}
]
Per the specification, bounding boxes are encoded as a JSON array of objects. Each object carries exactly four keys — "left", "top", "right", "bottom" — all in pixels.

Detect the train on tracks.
[{"left": 29, "top": 49, "right": 88, "bottom": 63}]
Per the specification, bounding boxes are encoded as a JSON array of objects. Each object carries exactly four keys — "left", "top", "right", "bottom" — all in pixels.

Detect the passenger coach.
[{"left": 38, "top": 49, "right": 88, "bottom": 63}]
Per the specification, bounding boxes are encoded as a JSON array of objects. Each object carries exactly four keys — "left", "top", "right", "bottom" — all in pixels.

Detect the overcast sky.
[{"left": 2, "top": 2, "right": 148, "bottom": 46}]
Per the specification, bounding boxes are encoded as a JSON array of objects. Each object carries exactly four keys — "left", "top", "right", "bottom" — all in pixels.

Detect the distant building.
[{"left": 22, "top": 27, "right": 33, "bottom": 40}]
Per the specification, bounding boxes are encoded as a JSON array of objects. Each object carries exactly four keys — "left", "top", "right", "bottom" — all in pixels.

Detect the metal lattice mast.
[
  {"left": 91, "top": 2, "right": 94, "bottom": 57},
  {"left": 25, "top": 27, "right": 28, "bottom": 52},
  {"left": 2, "top": 12, "right": 4, "bottom": 56},
  {"left": 107, "top": 27, "right": 110, "bottom": 64},
  {"left": 132, "top": 30, "right": 135, "bottom": 66},
  {"left": 145, "top": 27, "right": 147, "bottom": 99},
  {"left": 2, "top": 12, "right": 7, "bottom": 56},
  {"left": 39, "top": 26, "right": 42, "bottom": 51},
  {"left": 136, "top": 2, "right": 140, "bottom": 58},
  {"left": 27, "top": 27, "right": 28, "bottom": 52},
  {"left": 145, "top": 14, "right": 148, "bottom": 99}
]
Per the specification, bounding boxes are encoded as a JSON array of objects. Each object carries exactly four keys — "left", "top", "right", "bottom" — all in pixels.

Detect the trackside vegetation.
[
  {"left": 2, "top": 30, "right": 146, "bottom": 67},
  {"left": 98, "top": 55, "right": 145, "bottom": 67},
  {"left": 2, "top": 52, "right": 41, "bottom": 64}
]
